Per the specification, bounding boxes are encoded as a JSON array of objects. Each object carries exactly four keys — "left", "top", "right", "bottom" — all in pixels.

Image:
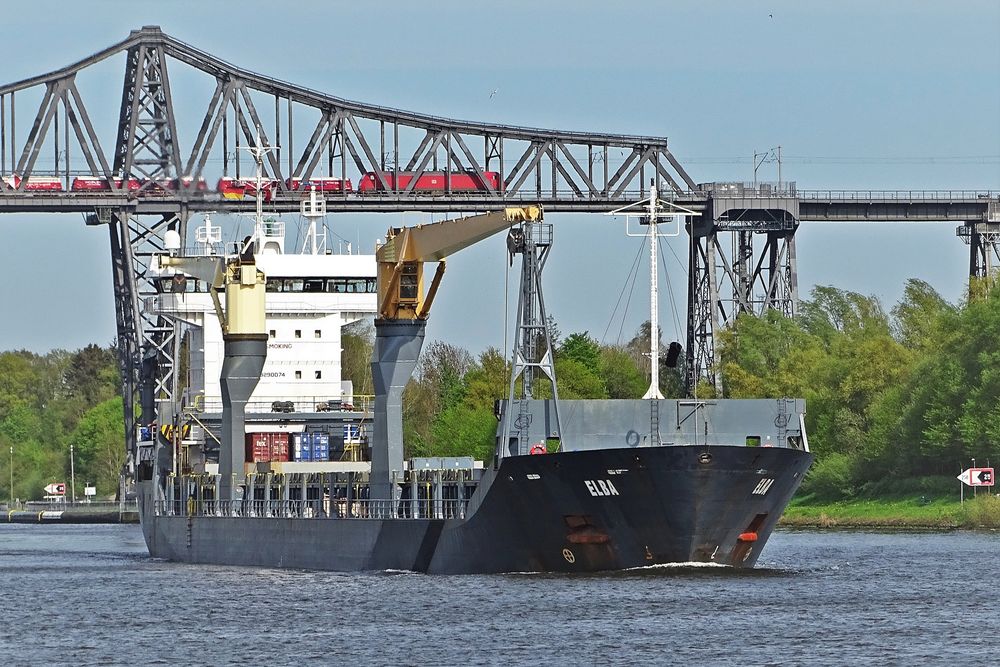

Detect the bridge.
[{"left": 0, "top": 26, "right": 997, "bottom": 462}]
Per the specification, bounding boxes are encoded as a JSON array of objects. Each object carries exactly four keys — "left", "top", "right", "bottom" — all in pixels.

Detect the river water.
[{"left": 0, "top": 525, "right": 996, "bottom": 665}]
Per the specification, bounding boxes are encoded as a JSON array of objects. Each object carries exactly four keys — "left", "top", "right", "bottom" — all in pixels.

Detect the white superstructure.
[{"left": 150, "top": 213, "right": 377, "bottom": 415}]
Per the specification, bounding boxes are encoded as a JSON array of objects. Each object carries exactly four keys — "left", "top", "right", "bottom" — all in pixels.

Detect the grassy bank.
[{"left": 780, "top": 492, "right": 1000, "bottom": 529}]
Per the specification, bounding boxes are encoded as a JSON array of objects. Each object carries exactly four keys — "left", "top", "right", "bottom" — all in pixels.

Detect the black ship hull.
[{"left": 138, "top": 444, "right": 812, "bottom": 574}]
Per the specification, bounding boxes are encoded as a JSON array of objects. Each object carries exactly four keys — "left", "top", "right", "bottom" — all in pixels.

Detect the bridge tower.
[
  {"left": 686, "top": 183, "right": 800, "bottom": 393},
  {"left": 107, "top": 27, "right": 189, "bottom": 476},
  {"left": 958, "top": 200, "right": 1000, "bottom": 292}
]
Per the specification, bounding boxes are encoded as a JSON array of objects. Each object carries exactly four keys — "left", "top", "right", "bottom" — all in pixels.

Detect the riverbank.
[
  {"left": 780, "top": 493, "right": 1000, "bottom": 529},
  {"left": 3, "top": 501, "right": 139, "bottom": 524}
]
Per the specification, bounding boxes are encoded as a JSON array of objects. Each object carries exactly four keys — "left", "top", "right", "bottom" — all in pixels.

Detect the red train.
[
  {"left": 358, "top": 170, "right": 501, "bottom": 192},
  {"left": 2, "top": 175, "right": 63, "bottom": 191},
  {"left": 5, "top": 169, "right": 502, "bottom": 196},
  {"left": 286, "top": 177, "right": 353, "bottom": 192},
  {"left": 71, "top": 176, "right": 142, "bottom": 191},
  {"left": 217, "top": 177, "right": 281, "bottom": 200}
]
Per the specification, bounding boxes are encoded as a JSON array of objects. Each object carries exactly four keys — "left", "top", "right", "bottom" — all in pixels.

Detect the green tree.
[
  {"left": 599, "top": 345, "right": 646, "bottom": 399},
  {"left": 69, "top": 397, "right": 126, "bottom": 497},
  {"left": 341, "top": 319, "right": 374, "bottom": 396},
  {"left": 65, "top": 344, "right": 118, "bottom": 406},
  {"left": 559, "top": 332, "right": 601, "bottom": 374}
]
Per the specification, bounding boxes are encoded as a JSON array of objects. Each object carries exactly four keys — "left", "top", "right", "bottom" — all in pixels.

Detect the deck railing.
[{"left": 155, "top": 497, "right": 469, "bottom": 521}]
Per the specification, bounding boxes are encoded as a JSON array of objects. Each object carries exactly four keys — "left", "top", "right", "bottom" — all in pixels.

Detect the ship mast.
[
  {"left": 644, "top": 185, "right": 665, "bottom": 400},
  {"left": 300, "top": 185, "right": 327, "bottom": 255},
  {"left": 246, "top": 130, "right": 277, "bottom": 253},
  {"left": 607, "top": 183, "right": 699, "bottom": 400}
]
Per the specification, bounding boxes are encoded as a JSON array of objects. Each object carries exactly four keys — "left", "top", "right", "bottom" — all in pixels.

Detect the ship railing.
[
  {"left": 185, "top": 394, "right": 374, "bottom": 415},
  {"left": 155, "top": 497, "right": 469, "bottom": 520}
]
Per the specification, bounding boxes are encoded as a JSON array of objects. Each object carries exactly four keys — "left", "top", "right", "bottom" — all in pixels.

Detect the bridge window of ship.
[
  {"left": 314, "top": 329, "right": 321, "bottom": 338},
  {"left": 303, "top": 279, "right": 325, "bottom": 292},
  {"left": 269, "top": 329, "right": 276, "bottom": 338},
  {"left": 315, "top": 371, "right": 322, "bottom": 379},
  {"left": 295, "top": 370, "right": 302, "bottom": 379},
  {"left": 295, "top": 329, "right": 302, "bottom": 338}
]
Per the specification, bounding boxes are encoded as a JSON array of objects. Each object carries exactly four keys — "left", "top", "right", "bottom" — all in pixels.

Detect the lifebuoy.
[{"left": 529, "top": 443, "right": 547, "bottom": 455}]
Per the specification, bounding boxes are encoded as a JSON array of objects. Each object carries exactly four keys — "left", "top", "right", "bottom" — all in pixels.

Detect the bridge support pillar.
[
  {"left": 958, "top": 220, "right": 1000, "bottom": 295},
  {"left": 685, "top": 189, "right": 800, "bottom": 395},
  {"left": 101, "top": 207, "right": 191, "bottom": 491}
]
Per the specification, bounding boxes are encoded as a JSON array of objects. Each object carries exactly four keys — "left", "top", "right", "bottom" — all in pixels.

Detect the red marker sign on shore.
[{"left": 957, "top": 468, "right": 994, "bottom": 487}]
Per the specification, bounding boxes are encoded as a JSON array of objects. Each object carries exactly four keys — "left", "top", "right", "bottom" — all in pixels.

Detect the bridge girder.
[{"left": 0, "top": 25, "right": 694, "bottom": 208}]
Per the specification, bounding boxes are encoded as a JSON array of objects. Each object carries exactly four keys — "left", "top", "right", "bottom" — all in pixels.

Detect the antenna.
[{"left": 244, "top": 129, "right": 278, "bottom": 254}]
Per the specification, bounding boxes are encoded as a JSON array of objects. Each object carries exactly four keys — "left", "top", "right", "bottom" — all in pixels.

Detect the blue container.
[
  {"left": 315, "top": 433, "right": 330, "bottom": 447},
  {"left": 292, "top": 432, "right": 312, "bottom": 461},
  {"left": 313, "top": 445, "right": 329, "bottom": 461}
]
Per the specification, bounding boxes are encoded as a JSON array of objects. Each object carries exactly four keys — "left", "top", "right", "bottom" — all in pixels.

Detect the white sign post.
[
  {"left": 957, "top": 467, "right": 994, "bottom": 504},
  {"left": 43, "top": 482, "right": 66, "bottom": 502}
]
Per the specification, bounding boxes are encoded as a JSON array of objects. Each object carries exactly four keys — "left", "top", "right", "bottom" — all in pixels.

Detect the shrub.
[{"left": 801, "top": 452, "right": 854, "bottom": 500}]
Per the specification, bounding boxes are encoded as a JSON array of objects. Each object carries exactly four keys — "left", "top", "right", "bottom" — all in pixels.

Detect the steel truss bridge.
[{"left": 0, "top": 26, "right": 997, "bottom": 462}]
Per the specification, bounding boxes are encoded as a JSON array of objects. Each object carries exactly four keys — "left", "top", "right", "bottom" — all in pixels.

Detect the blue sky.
[{"left": 0, "top": 0, "right": 998, "bottom": 353}]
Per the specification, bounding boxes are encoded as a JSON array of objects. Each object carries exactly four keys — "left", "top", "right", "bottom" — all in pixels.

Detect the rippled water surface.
[{"left": 1, "top": 525, "right": 997, "bottom": 665}]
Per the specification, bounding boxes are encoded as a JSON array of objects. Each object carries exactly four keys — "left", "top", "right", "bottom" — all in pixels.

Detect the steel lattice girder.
[
  {"left": 958, "top": 222, "right": 1000, "bottom": 279},
  {"left": 0, "top": 26, "right": 695, "bottom": 209},
  {"left": 685, "top": 212, "right": 800, "bottom": 394}
]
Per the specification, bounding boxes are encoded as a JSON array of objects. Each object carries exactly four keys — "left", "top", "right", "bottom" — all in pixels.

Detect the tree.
[
  {"left": 891, "top": 278, "right": 954, "bottom": 352},
  {"left": 341, "top": 319, "right": 374, "bottom": 396},
  {"left": 65, "top": 344, "right": 118, "bottom": 405},
  {"left": 69, "top": 397, "right": 126, "bottom": 497},
  {"left": 599, "top": 345, "right": 646, "bottom": 399},
  {"left": 559, "top": 332, "right": 601, "bottom": 374}
]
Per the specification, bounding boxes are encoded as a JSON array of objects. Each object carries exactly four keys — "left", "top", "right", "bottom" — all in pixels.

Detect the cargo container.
[
  {"left": 270, "top": 432, "right": 290, "bottom": 462},
  {"left": 244, "top": 433, "right": 271, "bottom": 463},
  {"left": 292, "top": 432, "right": 312, "bottom": 462},
  {"left": 313, "top": 432, "right": 330, "bottom": 462}
]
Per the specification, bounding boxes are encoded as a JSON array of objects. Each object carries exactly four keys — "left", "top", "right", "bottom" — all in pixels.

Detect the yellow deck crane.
[
  {"left": 370, "top": 206, "right": 543, "bottom": 500},
  {"left": 157, "top": 236, "right": 267, "bottom": 501}
]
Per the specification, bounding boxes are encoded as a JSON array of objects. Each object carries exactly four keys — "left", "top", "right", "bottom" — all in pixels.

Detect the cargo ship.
[{"left": 135, "top": 153, "right": 812, "bottom": 574}]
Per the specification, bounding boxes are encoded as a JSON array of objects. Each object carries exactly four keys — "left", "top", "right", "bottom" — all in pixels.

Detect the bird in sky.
[
  {"left": 769, "top": 13, "right": 773, "bottom": 18},
  {"left": 490, "top": 88, "right": 499, "bottom": 100}
]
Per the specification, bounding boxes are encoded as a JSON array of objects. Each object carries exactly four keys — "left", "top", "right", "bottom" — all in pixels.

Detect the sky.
[{"left": 0, "top": 0, "right": 998, "bottom": 354}]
